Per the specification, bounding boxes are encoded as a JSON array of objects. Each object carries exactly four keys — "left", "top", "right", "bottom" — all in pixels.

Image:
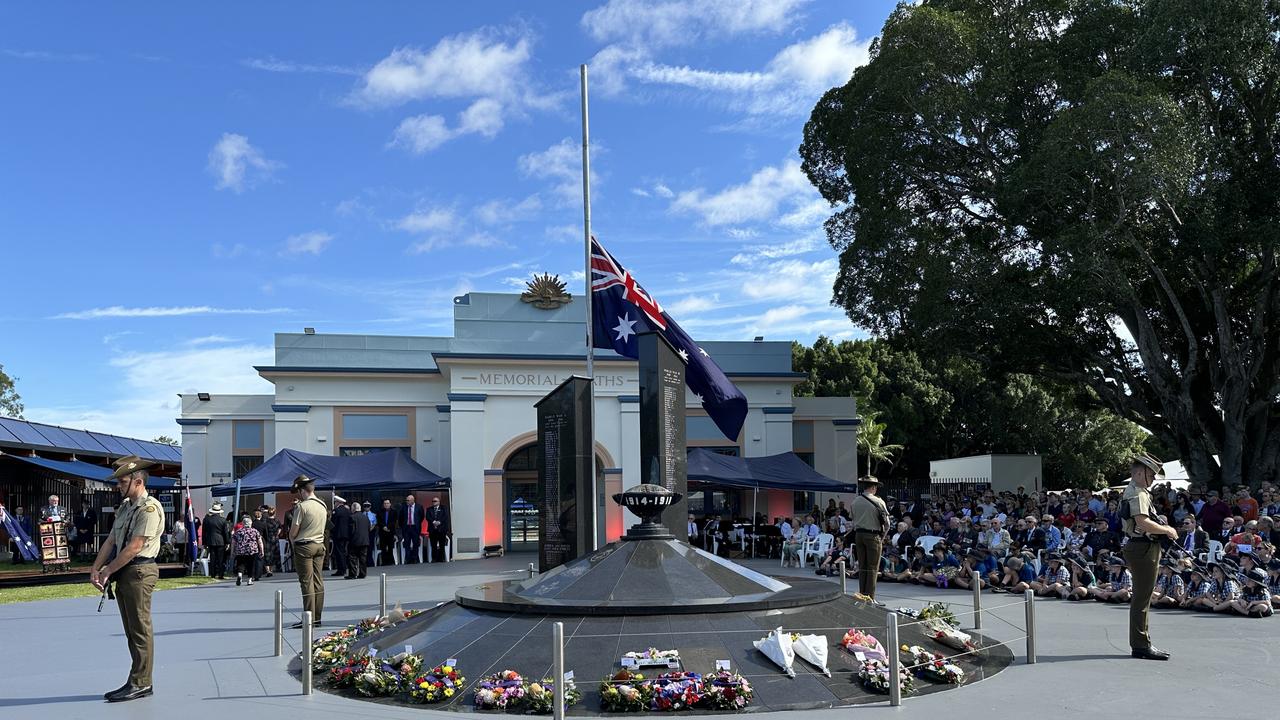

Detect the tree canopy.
[
  {"left": 793, "top": 337, "right": 1150, "bottom": 489},
  {"left": 800, "top": 0, "right": 1280, "bottom": 489},
  {"left": 0, "top": 364, "right": 23, "bottom": 419}
]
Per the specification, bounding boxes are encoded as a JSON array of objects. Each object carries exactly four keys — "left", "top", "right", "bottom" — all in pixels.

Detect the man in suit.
[
  {"left": 200, "top": 503, "right": 230, "bottom": 579},
  {"left": 347, "top": 502, "right": 370, "bottom": 579},
  {"left": 399, "top": 494, "right": 423, "bottom": 564},
  {"left": 74, "top": 502, "right": 97, "bottom": 558},
  {"left": 377, "top": 498, "right": 397, "bottom": 566},
  {"left": 1177, "top": 516, "right": 1209, "bottom": 555},
  {"left": 329, "top": 497, "right": 352, "bottom": 577},
  {"left": 425, "top": 496, "right": 451, "bottom": 563}
]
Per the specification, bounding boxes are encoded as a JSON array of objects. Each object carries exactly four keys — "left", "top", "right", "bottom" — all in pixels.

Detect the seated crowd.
[{"left": 801, "top": 483, "right": 1280, "bottom": 617}]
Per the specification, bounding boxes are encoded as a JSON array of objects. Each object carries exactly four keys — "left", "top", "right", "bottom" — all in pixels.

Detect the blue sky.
[{"left": 0, "top": 0, "right": 893, "bottom": 441}]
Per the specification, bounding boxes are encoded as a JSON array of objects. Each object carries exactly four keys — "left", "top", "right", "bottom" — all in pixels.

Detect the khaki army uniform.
[
  {"left": 110, "top": 493, "right": 164, "bottom": 687},
  {"left": 1120, "top": 481, "right": 1160, "bottom": 650},
  {"left": 292, "top": 496, "right": 328, "bottom": 622},
  {"left": 851, "top": 491, "right": 890, "bottom": 599}
]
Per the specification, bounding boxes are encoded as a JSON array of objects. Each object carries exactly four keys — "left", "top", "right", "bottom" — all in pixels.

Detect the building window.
[
  {"left": 233, "top": 456, "right": 264, "bottom": 479},
  {"left": 233, "top": 420, "right": 264, "bottom": 452},
  {"left": 505, "top": 445, "right": 538, "bottom": 472},
  {"left": 792, "top": 421, "right": 814, "bottom": 452},
  {"left": 340, "top": 447, "right": 397, "bottom": 457},
  {"left": 794, "top": 491, "right": 817, "bottom": 515},
  {"left": 341, "top": 413, "right": 409, "bottom": 440}
]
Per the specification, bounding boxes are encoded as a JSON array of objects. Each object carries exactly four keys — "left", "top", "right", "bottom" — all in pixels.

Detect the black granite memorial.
[
  {"left": 535, "top": 375, "right": 595, "bottom": 573},
  {"left": 637, "top": 332, "right": 687, "bottom": 540}
]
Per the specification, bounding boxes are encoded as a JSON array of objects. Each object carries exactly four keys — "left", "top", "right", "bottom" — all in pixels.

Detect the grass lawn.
[{"left": 0, "top": 574, "right": 221, "bottom": 604}]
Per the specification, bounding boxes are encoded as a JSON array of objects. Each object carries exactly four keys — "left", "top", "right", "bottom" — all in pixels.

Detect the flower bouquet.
[
  {"left": 354, "top": 652, "right": 420, "bottom": 697},
  {"left": 524, "top": 677, "right": 582, "bottom": 714},
  {"left": 328, "top": 651, "right": 372, "bottom": 689},
  {"left": 408, "top": 662, "right": 465, "bottom": 704},
  {"left": 917, "top": 601, "right": 958, "bottom": 627},
  {"left": 900, "top": 645, "right": 965, "bottom": 684},
  {"left": 788, "top": 633, "right": 831, "bottom": 677},
  {"left": 473, "top": 670, "right": 525, "bottom": 710},
  {"left": 752, "top": 627, "right": 796, "bottom": 678},
  {"left": 840, "top": 629, "right": 887, "bottom": 661},
  {"left": 923, "top": 618, "right": 976, "bottom": 651},
  {"left": 600, "top": 669, "right": 651, "bottom": 712},
  {"left": 311, "top": 627, "right": 360, "bottom": 673},
  {"left": 622, "top": 648, "right": 681, "bottom": 667},
  {"left": 699, "top": 670, "right": 753, "bottom": 711},
  {"left": 642, "top": 671, "right": 704, "bottom": 711},
  {"left": 857, "top": 659, "right": 914, "bottom": 695}
]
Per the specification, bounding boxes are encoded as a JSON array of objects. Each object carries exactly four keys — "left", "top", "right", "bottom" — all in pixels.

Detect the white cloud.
[
  {"left": 457, "top": 98, "right": 504, "bottom": 137},
  {"left": 282, "top": 231, "right": 333, "bottom": 256},
  {"left": 631, "top": 187, "right": 650, "bottom": 197},
  {"left": 241, "top": 56, "right": 361, "bottom": 75},
  {"left": 630, "top": 24, "right": 871, "bottom": 117},
  {"left": 740, "top": 258, "right": 838, "bottom": 302},
  {"left": 726, "top": 228, "right": 759, "bottom": 240},
  {"left": 207, "top": 133, "right": 280, "bottom": 192},
  {"left": 653, "top": 183, "right": 674, "bottom": 199},
  {"left": 211, "top": 242, "right": 249, "bottom": 259},
  {"left": 388, "top": 98, "right": 507, "bottom": 154},
  {"left": 671, "top": 159, "right": 812, "bottom": 226},
  {"left": 544, "top": 224, "right": 580, "bottom": 242},
  {"left": 185, "top": 335, "right": 239, "bottom": 346},
  {"left": 396, "top": 207, "right": 457, "bottom": 233},
  {"left": 730, "top": 236, "right": 820, "bottom": 264},
  {"left": 667, "top": 293, "right": 720, "bottom": 316},
  {"left": 778, "top": 198, "right": 830, "bottom": 228},
  {"left": 475, "top": 194, "right": 541, "bottom": 226},
  {"left": 25, "top": 342, "right": 274, "bottom": 443},
  {"left": 53, "top": 306, "right": 293, "bottom": 320},
  {"left": 519, "top": 138, "right": 599, "bottom": 204},
  {"left": 582, "top": 0, "right": 808, "bottom": 48},
  {"left": 351, "top": 30, "right": 531, "bottom": 107},
  {"left": 3, "top": 48, "right": 96, "bottom": 62}
]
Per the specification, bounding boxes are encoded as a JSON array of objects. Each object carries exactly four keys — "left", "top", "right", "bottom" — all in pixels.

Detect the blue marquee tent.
[
  {"left": 211, "top": 448, "right": 449, "bottom": 497},
  {"left": 686, "top": 449, "right": 857, "bottom": 492}
]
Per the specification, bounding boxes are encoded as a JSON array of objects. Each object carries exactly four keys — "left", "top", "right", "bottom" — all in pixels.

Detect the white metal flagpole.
[{"left": 580, "top": 63, "right": 599, "bottom": 551}]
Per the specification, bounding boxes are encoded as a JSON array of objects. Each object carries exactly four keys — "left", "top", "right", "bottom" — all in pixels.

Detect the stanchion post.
[
  {"left": 379, "top": 572, "right": 387, "bottom": 618},
  {"left": 301, "top": 611, "right": 314, "bottom": 695},
  {"left": 274, "top": 590, "right": 283, "bottom": 657},
  {"left": 529, "top": 562, "right": 536, "bottom": 579},
  {"left": 973, "top": 576, "right": 982, "bottom": 630},
  {"left": 1024, "top": 588, "right": 1036, "bottom": 664},
  {"left": 552, "top": 621, "right": 565, "bottom": 720},
  {"left": 886, "top": 612, "right": 901, "bottom": 707},
  {"left": 838, "top": 559, "right": 847, "bottom": 595}
]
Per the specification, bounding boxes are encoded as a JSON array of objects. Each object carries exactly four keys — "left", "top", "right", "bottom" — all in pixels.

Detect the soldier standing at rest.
[
  {"left": 851, "top": 475, "right": 891, "bottom": 600},
  {"left": 91, "top": 455, "right": 164, "bottom": 702},
  {"left": 1121, "top": 455, "right": 1179, "bottom": 661}
]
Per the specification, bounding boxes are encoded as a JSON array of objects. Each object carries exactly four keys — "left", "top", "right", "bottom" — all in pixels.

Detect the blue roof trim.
[
  {"left": 483, "top": 469, "right": 504, "bottom": 476},
  {"left": 832, "top": 418, "right": 862, "bottom": 427},
  {"left": 271, "top": 404, "right": 311, "bottom": 413},
  {"left": 432, "top": 352, "right": 629, "bottom": 363},
  {"left": 603, "top": 467, "right": 624, "bottom": 475},
  {"left": 255, "top": 366, "right": 441, "bottom": 375},
  {"left": 435, "top": 404, "right": 452, "bottom": 413},
  {"left": 762, "top": 407, "right": 796, "bottom": 415},
  {"left": 618, "top": 395, "right": 640, "bottom": 404},
  {"left": 177, "top": 418, "right": 212, "bottom": 426},
  {"left": 447, "top": 393, "right": 487, "bottom": 402}
]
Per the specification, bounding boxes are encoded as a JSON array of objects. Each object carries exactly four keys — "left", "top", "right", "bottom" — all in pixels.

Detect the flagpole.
[{"left": 580, "top": 63, "right": 599, "bottom": 551}]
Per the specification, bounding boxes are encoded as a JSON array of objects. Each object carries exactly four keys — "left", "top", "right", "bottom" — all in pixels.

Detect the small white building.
[
  {"left": 929, "top": 454, "right": 1043, "bottom": 495},
  {"left": 178, "top": 291, "right": 858, "bottom": 559}
]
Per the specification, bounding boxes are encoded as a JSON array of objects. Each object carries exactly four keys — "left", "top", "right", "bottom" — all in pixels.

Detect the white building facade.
[{"left": 179, "top": 292, "right": 858, "bottom": 559}]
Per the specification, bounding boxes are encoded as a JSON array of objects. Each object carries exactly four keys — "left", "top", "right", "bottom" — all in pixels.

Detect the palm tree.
[{"left": 857, "top": 411, "right": 903, "bottom": 477}]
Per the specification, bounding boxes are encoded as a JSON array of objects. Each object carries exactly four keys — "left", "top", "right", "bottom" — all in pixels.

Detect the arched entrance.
[{"left": 501, "top": 444, "right": 609, "bottom": 552}]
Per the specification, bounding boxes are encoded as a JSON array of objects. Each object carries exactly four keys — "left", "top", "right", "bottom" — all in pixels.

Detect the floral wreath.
[
  {"left": 473, "top": 670, "right": 525, "bottom": 709},
  {"left": 857, "top": 658, "right": 915, "bottom": 695},
  {"left": 599, "top": 669, "right": 651, "bottom": 712},
  {"left": 901, "top": 644, "right": 965, "bottom": 684},
  {"left": 524, "top": 677, "right": 583, "bottom": 715},
  {"left": 408, "top": 662, "right": 465, "bottom": 704}
]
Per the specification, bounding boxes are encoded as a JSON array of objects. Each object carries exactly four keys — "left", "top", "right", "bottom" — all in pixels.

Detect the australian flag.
[
  {"left": 183, "top": 481, "right": 198, "bottom": 571},
  {"left": 590, "top": 236, "right": 748, "bottom": 441}
]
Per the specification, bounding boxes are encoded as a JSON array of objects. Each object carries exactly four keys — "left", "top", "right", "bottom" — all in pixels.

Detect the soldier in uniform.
[
  {"left": 90, "top": 455, "right": 164, "bottom": 702},
  {"left": 850, "top": 475, "right": 891, "bottom": 600},
  {"left": 289, "top": 474, "right": 328, "bottom": 628},
  {"left": 1120, "top": 454, "right": 1178, "bottom": 661}
]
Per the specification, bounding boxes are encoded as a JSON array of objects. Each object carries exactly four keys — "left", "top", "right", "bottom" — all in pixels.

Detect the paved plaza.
[{"left": 2, "top": 554, "right": 1273, "bottom": 719}]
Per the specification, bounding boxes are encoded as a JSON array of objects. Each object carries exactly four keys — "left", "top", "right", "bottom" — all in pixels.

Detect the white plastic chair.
[
  {"left": 801, "top": 533, "right": 834, "bottom": 568},
  {"left": 195, "top": 547, "right": 210, "bottom": 577},
  {"left": 1198, "top": 540, "right": 1224, "bottom": 564},
  {"left": 915, "top": 535, "right": 944, "bottom": 554}
]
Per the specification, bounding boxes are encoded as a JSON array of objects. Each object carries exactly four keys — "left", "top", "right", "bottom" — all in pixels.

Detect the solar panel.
[
  {"left": 116, "top": 437, "right": 150, "bottom": 457},
  {"left": 30, "top": 423, "right": 76, "bottom": 449},
  {"left": 87, "top": 432, "right": 131, "bottom": 456},
  {"left": 0, "top": 418, "right": 55, "bottom": 446},
  {"left": 0, "top": 422, "right": 19, "bottom": 444},
  {"left": 167, "top": 444, "right": 183, "bottom": 462},
  {"left": 60, "top": 427, "right": 108, "bottom": 453},
  {"left": 137, "top": 441, "right": 169, "bottom": 462}
]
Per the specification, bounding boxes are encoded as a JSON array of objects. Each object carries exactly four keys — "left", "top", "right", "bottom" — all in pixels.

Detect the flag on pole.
[
  {"left": 590, "top": 236, "right": 748, "bottom": 441},
  {"left": 183, "top": 481, "right": 198, "bottom": 571}
]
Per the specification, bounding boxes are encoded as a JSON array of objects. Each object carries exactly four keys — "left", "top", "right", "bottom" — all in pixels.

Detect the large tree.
[
  {"left": 0, "top": 363, "right": 23, "bottom": 419},
  {"left": 800, "top": 0, "right": 1280, "bottom": 489}
]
